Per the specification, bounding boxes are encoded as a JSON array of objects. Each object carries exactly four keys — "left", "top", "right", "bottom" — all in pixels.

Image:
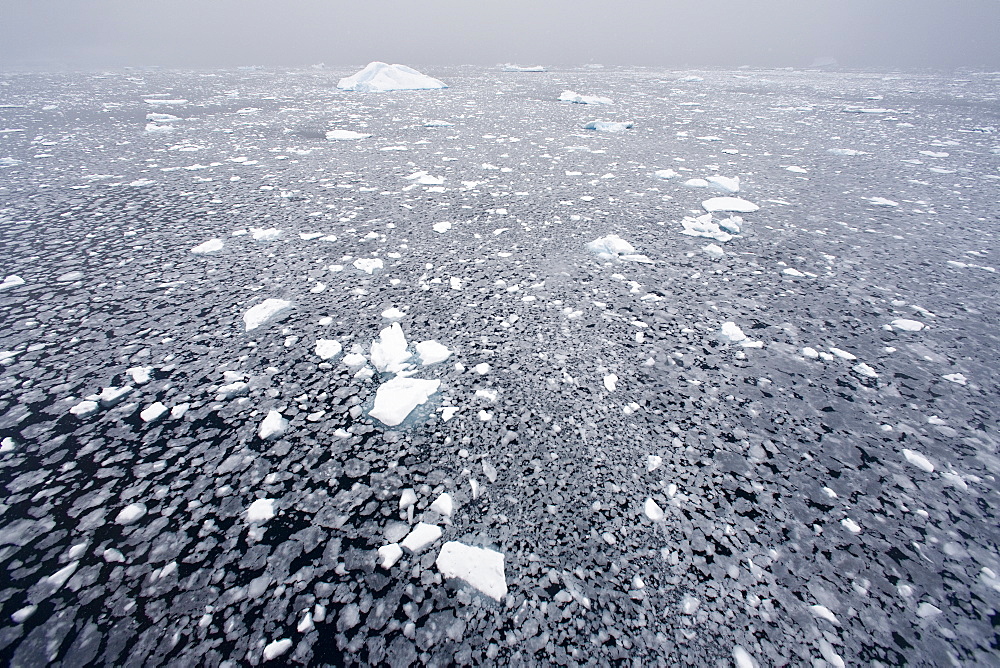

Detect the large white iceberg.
[
  {"left": 560, "top": 90, "right": 613, "bottom": 105},
  {"left": 338, "top": 62, "right": 447, "bottom": 92}
]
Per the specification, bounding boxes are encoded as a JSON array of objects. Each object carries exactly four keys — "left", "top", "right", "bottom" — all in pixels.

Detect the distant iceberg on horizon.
[
  {"left": 337, "top": 62, "right": 447, "bottom": 92},
  {"left": 502, "top": 63, "right": 546, "bottom": 72}
]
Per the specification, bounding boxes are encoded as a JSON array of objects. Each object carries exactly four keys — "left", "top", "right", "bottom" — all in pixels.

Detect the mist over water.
[{"left": 1, "top": 0, "right": 999, "bottom": 69}]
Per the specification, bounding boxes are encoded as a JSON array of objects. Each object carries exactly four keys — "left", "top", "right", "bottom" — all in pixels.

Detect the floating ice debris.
[
  {"left": 678, "top": 75, "right": 703, "bottom": 82},
  {"left": 370, "top": 323, "right": 411, "bottom": 373},
  {"left": 416, "top": 340, "right": 451, "bottom": 365},
  {"left": 818, "top": 640, "right": 846, "bottom": 668},
  {"left": 503, "top": 63, "right": 547, "bottom": 72},
  {"left": 11, "top": 605, "right": 37, "bottom": 624},
  {"left": 785, "top": 165, "right": 808, "bottom": 173},
  {"left": 733, "top": 646, "right": 758, "bottom": 668},
  {"left": 680, "top": 596, "right": 700, "bottom": 615},
  {"left": 99, "top": 385, "right": 133, "bottom": 407},
  {"left": 473, "top": 363, "right": 491, "bottom": 375},
  {"left": 70, "top": 400, "right": 99, "bottom": 418},
  {"left": 423, "top": 119, "right": 454, "bottom": 127},
  {"left": 829, "top": 347, "right": 856, "bottom": 361},
  {"left": 647, "top": 455, "right": 662, "bottom": 472},
  {"left": 702, "top": 243, "right": 725, "bottom": 259},
  {"left": 706, "top": 175, "right": 740, "bottom": 194},
  {"left": 140, "top": 402, "right": 168, "bottom": 423},
  {"left": 853, "top": 363, "right": 879, "bottom": 379},
  {"left": 353, "top": 258, "right": 383, "bottom": 274},
  {"left": 378, "top": 544, "right": 403, "bottom": 569},
  {"left": 559, "top": 90, "right": 613, "bottom": 105},
  {"left": 325, "top": 129, "right": 372, "bottom": 140},
  {"left": 0, "top": 275, "right": 25, "bottom": 291},
  {"left": 337, "top": 62, "right": 447, "bottom": 92},
  {"left": 145, "top": 123, "right": 174, "bottom": 133},
  {"left": 902, "top": 448, "right": 934, "bottom": 473},
  {"left": 147, "top": 112, "right": 180, "bottom": 122},
  {"left": 644, "top": 498, "right": 665, "bottom": 522},
  {"left": 246, "top": 498, "right": 276, "bottom": 523},
  {"left": 250, "top": 227, "right": 282, "bottom": 241},
  {"left": 868, "top": 197, "right": 899, "bottom": 207},
  {"left": 382, "top": 307, "right": 405, "bottom": 320},
  {"left": 216, "top": 381, "right": 248, "bottom": 401},
  {"left": 827, "top": 148, "right": 867, "bottom": 156},
  {"left": 720, "top": 322, "right": 747, "bottom": 343},
  {"left": 943, "top": 372, "right": 967, "bottom": 385},
  {"left": 683, "top": 178, "right": 709, "bottom": 188},
  {"left": 401, "top": 522, "right": 442, "bottom": 552},
  {"left": 262, "top": 639, "right": 292, "bottom": 661},
  {"left": 841, "top": 517, "right": 862, "bottom": 534},
  {"left": 258, "top": 410, "right": 288, "bottom": 440},
  {"left": 702, "top": 196, "right": 759, "bottom": 213},
  {"left": 436, "top": 541, "right": 508, "bottom": 601},
  {"left": 399, "top": 488, "right": 417, "bottom": 511},
  {"left": 115, "top": 503, "right": 147, "bottom": 525},
  {"left": 191, "top": 238, "right": 224, "bottom": 254},
  {"left": 404, "top": 170, "right": 445, "bottom": 185},
  {"left": 916, "top": 602, "right": 942, "bottom": 619},
  {"left": 432, "top": 221, "right": 452, "bottom": 233},
  {"left": 586, "top": 234, "right": 652, "bottom": 262},
  {"left": 126, "top": 366, "right": 152, "bottom": 385},
  {"left": 315, "top": 339, "right": 342, "bottom": 360},
  {"left": 244, "top": 298, "right": 292, "bottom": 332},
  {"left": 369, "top": 376, "right": 440, "bottom": 426},
  {"left": 583, "top": 120, "right": 633, "bottom": 132},
  {"left": 430, "top": 492, "right": 454, "bottom": 517},
  {"left": 603, "top": 374, "right": 618, "bottom": 392},
  {"left": 890, "top": 318, "right": 925, "bottom": 331},
  {"left": 809, "top": 605, "right": 841, "bottom": 625},
  {"left": 653, "top": 169, "right": 678, "bottom": 180}
]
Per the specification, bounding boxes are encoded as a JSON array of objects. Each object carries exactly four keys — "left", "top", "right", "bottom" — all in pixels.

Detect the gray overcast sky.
[{"left": 1, "top": 0, "right": 999, "bottom": 69}]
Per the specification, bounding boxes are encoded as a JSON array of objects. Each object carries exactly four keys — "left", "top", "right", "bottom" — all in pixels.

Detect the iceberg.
[
  {"left": 679, "top": 213, "right": 734, "bottom": 242},
  {"left": 338, "top": 62, "right": 447, "bottom": 92},
  {"left": 583, "top": 120, "right": 633, "bottom": 133},
  {"left": 436, "top": 541, "right": 508, "bottom": 601},
  {"left": 559, "top": 90, "right": 613, "bottom": 105},
  {"left": 503, "top": 64, "right": 546, "bottom": 72},
  {"left": 326, "top": 129, "right": 371, "bottom": 140},
  {"left": 369, "top": 377, "right": 440, "bottom": 426},
  {"left": 702, "top": 197, "right": 759, "bottom": 213},
  {"left": 586, "top": 235, "right": 652, "bottom": 263}
]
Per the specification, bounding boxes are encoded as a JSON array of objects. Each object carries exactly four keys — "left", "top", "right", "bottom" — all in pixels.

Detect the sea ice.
[
  {"left": 369, "top": 376, "right": 440, "bottom": 426},
  {"left": 435, "top": 541, "right": 508, "bottom": 601},
  {"left": 902, "top": 448, "right": 934, "bottom": 473},
  {"left": 653, "top": 169, "right": 678, "bottom": 180},
  {"left": 378, "top": 543, "right": 403, "bottom": 569},
  {"left": 263, "top": 639, "right": 292, "bottom": 661},
  {"left": 720, "top": 322, "right": 747, "bottom": 343},
  {"left": 706, "top": 175, "right": 740, "bottom": 193},
  {"left": 0, "top": 275, "right": 25, "bottom": 291},
  {"left": 733, "top": 646, "right": 758, "bottom": 668},
  {"left": 702, "top": 197, "right": 759, "bottom": 213},
  {"left": 583, "top": 120, "right": 633, "bottom": 132},
  {"left": 315, "top": 339, "right": 343, "bottom": 360},
  {"left": 890, "top": 318, "right": 924, "bottom": 331},
  {"left": 99, "top": 385, "right": 133, "bottom": 407},
  {"left": 401, "top": 522, "right": 442, "bottom": 552},
  {"left": 503, "top": 64, "right": 546, "bottom": 72},
  {"left": 432, "top": 222, "right": 452, "bottom": 233},
  {"left": 644, "top": 498, "right": 665, "bottom": 522},
  {"left": 679, "top": 213, "right": 734, "bottom": 242},
  {"left": 247, "top": 498, "right": 276, "bottom": 523},
  {"left": 942, "top": 373, "right": 967, "bottom": 385},
  {"left": 559, "top": 90, "right": 613, "bottom": 105},
  {"left": 702, "top": 243, "right": 725, "bottom": 259},
  {"left": 586, "top": 234, "right": 652, "bottom": 262},
  {"left": 70, "top": 400, "right": 99, "bottom": 418},
  {"left": 326, "top": 130, "right": 372, "bottom": 140},
  {"left": 140, "top": 402, "right": 168, "bottom": 423},
  {"left": 868, "top": 197, "right": 899, "bottom": 207},
  {"left": 416, "top": 340, "right": 451, "bottom": 365},
  {"left": 603, "top": 374, "right": 618, "bottom": 392},
  {"left": 338, "top": 62, "right": 447, "bottom": 92},
  {"left": 115, "top": 503, "right": 147, "bottom": 525},
  {"left": 258, "top": 410, "right": 288, "bottom": 440},
  {"left": 647, "top": 455, "right": 662, "bottom": 472},
  {"left": 191, "top": 238, "right": 224, "bottom": 254},
  {"left": 244, "top": 299, "right": 292, "bottom": 331},
  {"left": 353, "top": 258, "right": 383, "bottom": 274},
  {"left": 370, "top": 323, "right": 411, "bottom": 373},
  {"left": 430, "top": 492, "right": 454, "bottom": 517}
]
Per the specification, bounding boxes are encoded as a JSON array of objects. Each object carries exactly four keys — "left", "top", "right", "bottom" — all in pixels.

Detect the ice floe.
[
  {"left": 902, "top": 448, "right": 934, "bottom": 473},
  {"left": 315, "top": 339, "right": 343, "bottom": 360},
  {"left": 401, "top": 522, "right": 442, "bottom": 552},
  {"left": 435, "top": 541, "right": 508, "bottom": 601},
  {"left": 586, "top": 235, "right": 652, "bottom": 263},
  {"left": 244, "top": 299, "right": 292, "bottom": 332},
  {"left": 369, "top": 376, "right": 441, "bottom": 426},
  {"left": 559, "top": 90, "right": 613, "bottom": 105},
  {"left": 370, "top": 323, "right": 411, "bottom": 373},
  {"left": 702, "top": 196, "right": 759, "bottom": 213},
  {"left": 0, "top": 275, "right": 25, "bottom": 291},
  {"left": 191, "top": 238, "right": 224, "bottom": 254},
  {"left": 415, "top": 340, "right": 451, "bottom": 365},
  {"left": 326, "top": 130, "right": 372, "bottom": 140},
  {"left": 890, "top": 318, "right": 924, "bottom": 331},
  {"left": 337, "top": 62, "right": 447, "bottom": 92},
  {"left": 679, "top": 213, "right": 739, "bottom": 242},
  {"left": 583, "top": 120, "right": 633, "bottom": 132},
  {"left": 246, "top": 498, "right": 276, "bottom": 523},
  {"left": 258, "top": 410, "right": 288, "bottom": 440},
  {"left": 503, "top": 64, "right": 546, "bottom": 72}
]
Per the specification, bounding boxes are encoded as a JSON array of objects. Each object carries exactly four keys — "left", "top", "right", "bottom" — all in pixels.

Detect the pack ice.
[{"left": 337, "top": 62, "right": 447, "bottom": 92}]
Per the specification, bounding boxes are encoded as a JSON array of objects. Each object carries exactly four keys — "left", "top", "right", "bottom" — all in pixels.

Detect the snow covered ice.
[
  {"left": 337, "top": 62, "right": 447, "bottom": 92},
  {"left": 435, "top": 542, "right": 508, "bottom": 601}
]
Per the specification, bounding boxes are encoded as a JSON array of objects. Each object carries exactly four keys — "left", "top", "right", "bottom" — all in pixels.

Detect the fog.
[{"left": 2, "top": 0, "right": 999, "bottom": 70}]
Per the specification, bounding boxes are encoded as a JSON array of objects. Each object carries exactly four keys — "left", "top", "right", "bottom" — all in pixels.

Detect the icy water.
[{"left": 0, "top": 65, "right": 998, "bottom": 666}]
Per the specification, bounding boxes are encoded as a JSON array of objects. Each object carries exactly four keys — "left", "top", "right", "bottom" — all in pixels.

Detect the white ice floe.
[
  {"left": 782, "top": 268, "right": 806, "bottom": 277},
  {"left": 841, "top": 518, "right": 862, "bottom": 533},
  {"left": 683, "top": 178, "right": 709, "bottom": 188},
  {"left": 720, "top": 322, "right": 747, "bottom": 343},
  {"left": 115, "top": 503, "right": 147, "bottom": 525},
  {"left": 0, "top": 275, "right": 25, "bottom": 291},
  {"left": 406, "top": 171, "right": 445, "bottom": 185},
  {"left": 653, "top": 169, "right": 678, "bottom": 180},
  {"left": 679, "top": 213, "right": 734, "bottom": 242},
  {"left": 70, "top": 400, "right": 99, "bottom": 418},
  {"left": 785, "top": 165, "right": 808, "bottom": 173},
  {"left": 244, "top": 299, "right": 292, "bottom": 332},
  {"left": 432, "top": 221, "right": 452, "bottom": 233},
  {"left": 140, "top": 402, "right": 168, "bottom": 423},
  {"left": 503, "top": 64, "right": 546, "bottom": 72},
  {"left": 809, "top": 604, "right": 840, "bottom": 625},
  {"left": 890, "top": 318, "right": 924, "bottom": 331},
  {"left": 416, "top": 340, "right": 451, "bottom": 365},
  {"left": 703, "top": 243, "right": 725, "bottom": 259},
  {"left": 436, "top": 541, "right": 508, "bottom": 601},
  {"left": 315, "top": 339, "right": 342, "bottom": 360},
  {"left": 191, "top": 238, "right": 224, "bottom": 254},
  {"left": 126, "top": 366, "right": 152, "bottom": 385},
  {"left": 702, "top": 197, "right": 759, "bottom": 213},
  {"left": 868, "top": 197, "right": 899, "bottom": 207},
  {"left": 942, "top": 372, "right": 967, "bottom": 385},
  {"left": 353, "top": 258, "right": 383, "bottom": 274},
  {"left": 370, "top": 323, "right": 411, "bottom": 373},
  {"left": 144, "top": 99, "right": 187, "bottom": 106},
  {"left": 603, "top": 374, "right": 618, "bottom": 392},
  {"left": 399, "top": 488, "right": 417, "bottom": 511},
  {"left": 262, "top": 638, "right": 292, "bottom": 661},
  {"left": 251, "top": 227, "right": 282, "bottom": 241},
  {"left": 325, "top": 129, "right": 372, "bottom": 140},
  {"left": 644, "top": 498, "right": 665, "bottom": 522},
  {"left": 258, "top": 410, "right": 288, "bottom": 440},
  {"left": 827, "top": 148, "right": 867, "bottom": 156},
  {"left": 733, "top": 646, "right": 758, "bottom": 668},
  {"left": 382, "top": 307, "right": 404, "bottom": 320},
  {"left": 401, "top": 522, "right": 442, "bottom": 552},
  {"left": 559, "top": 90, "right": 613, "bottom": 105},
  {"left": 647, "top": 455, "right": 662, "bottom": 472},
  {"left": 430, "top": 492, "right": 454, "bottom": 517},
  {"left": 99, "top": 385, "right": 133, "bottom": 407},
  {"left": 378, "top": 543, "right": 403, "bottom": 569},
  {"left": 853, "top": 363, "right": 879, "bottom": 379},
  {"left": 145, "top": 123, "right": 174, "bottom": 133},
  {"left": 423, "top": 119, "right": 454, "bottom": 127},
  {"left": 706, "top": 175, "right": 740, "bottom": 194},
  {"left": 369, "top": 376, "right": 440, "bottom": 426},
  {"left": 338, "top": 62, "right": 447, "bottom": 92},
  {"left": 247, "top": 498, "right": 276, "bottom": 523},
  {"left": 583, "top": 120, "right": 633, "bottom": 132},
  {"left": 916, "top": 602, "right": 942, "bottom": 619},
  {"left": 586, "top": 234, "right": 652, "bottom": 263},
  {"left": 902, "top": 448, "right": 934, "bottom": 473}
]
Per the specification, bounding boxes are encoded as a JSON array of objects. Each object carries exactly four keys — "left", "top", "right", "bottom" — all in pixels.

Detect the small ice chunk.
[
  {"left": 244, "top": 299, "right": 292, "bottom": 332},
  {"left": 99, "top": 385, "right": 133, "bottom": 407},
  {"left": 170, "top": 403, "right": 190, "bottom": 419},
  {"left": 890, "top": 318, "right": 925, "bottom": 331},
  {"left": 115, "top": 503, "right": 147, "bottom": 525},
  {"left": 378, "top": 543, "right": 403, "bottom": 569},
  {"left": 247, "top": 498, "right": 276, "bottom": 523},
  {"left": 720, "top": 322, "right": 747, "bottom": 343},
  {"left": 258, "top": 410, "right": 288, "bottom": 440},
  {"left": 702, "top": 243, "right": 725, "bottom": 259},
  {"left": 353, "top": 258, "right": 383, "bottom": 274},
  {"left": 733, "top": 646, "right": 758, "bottom": 668},
  {"left": 0, "top": 275, "right": 25, "bottom": 291},
  {"left": 435, "top": 541, "right": 508, "bottom": 601},
  {"left": 315, "top": 339, "right": 342, "bottom": 360},
  {"left": 868, "top": 197, "right": 898, "bottom": 207},
  {"left": 828, "top": 148, "right": 866, "bottom": 156},
  {"left": 587, "top": 234, "right": 651, "bottom": 262},
  {"left": 370, "top": 323, "right": 411, "bottom": 373},
  {"left": 399, "top": 488, "right": 417, "bottom": 510},
  {"left": 653, "top": 169, "right": 678, "bottom": 180},
  {"left": 680, "top": 596, "right": 700, "bottom": 615},
  {"left": 11, "top": 605, "right": 37, "bottom": 624},
  {"left": 782, "top": 268, "right": 806, "bottom": 277},
  {"left": 902, "top": 448, "right": 934, "bottom": 473},
  {"left": 785, "top": 165, "right": 808, "bottom": 173},
  {"left": 382, "top": 307, "right": 405, "bottom": 320},
  {"left": 942, "top": 373, "right": 967, "bottom": 385},
  {"left": 647, "top": 455, "right": 662, "bottom": 472},
  {"left": 191, "top": 238, "right": 224, "bottom": 254},
  {"left": 473, "top": 363, "right": 491, "bottom": 375},
  {"left": 679, "top": 213, "right": 733, "bottom": 242},
  {"left": 809, "top": 604, "right": 840, "bottom": 625},
  {"left": 853, "top": 363, "right": 879, "bottom": 379},
  {"left": 829, "top": 347, "right": 856, "bottom": 361},
  {"left": 416, "top": 340, "right": 451, "bottom": 365},
  {"left": 126, "top": 366, "right": 152, "bottom": 384},
  {"left": 841, "top": 518, "right": 862, "bottom": 533},
  {"left": 326, "top": 129, "right": 371, "bottom": 140},
  {"left": 559, "top": 90, "right": 613, "bottom": 105},
  {"left": 70, "top": 400, "right": 99, "bottom": 418},
  {"left": 369, "top": 376, "right": 440, "bottom": 426},
  {"left": 337, "top": 61, "right": 447, "bottom": 92},
  {"left": 702, "top": 197, "right": 759, "bottom": 213},
  {"left": 603, "top": 374, "right": 618, "bottom": 392},
  {"left": 432, "top": 221, "right": 452, "bottom": 233},
  {"left": 262, "top": 639, "right": 292, "bottom": 661},
  {"left": 583, "top": 120, "right": 633, "bottom": 132},
  {"left": 644, "top": 498, "right": 665, "bottom": 522},
  {"left": 251, "top": 227, "right": 282, "bottom": 241},
  {"left": 916, "top": 602, "right": 942, "bottom": 618},
  {"left": 140, "top": 402, "right": 168, "bottom": 423},
  {"left": 706, "top": 175, "right": 740, "bottom": 194},
  {"left": 683, "top": 178, "right": 709, "bottom": 188},
  {"left": 802, "top": 347, "right": 819, "bottom": 359},
  {"left": 430, "top": 492, "right": 454, "bottom": 517},
  {"left": 401, "top": 522, "right": 442, "bottom": 553}
]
